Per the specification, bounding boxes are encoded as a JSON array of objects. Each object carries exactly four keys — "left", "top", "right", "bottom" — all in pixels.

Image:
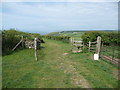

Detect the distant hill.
[
  {"left": 45, "top": 31, "right": 85, "bottom": 40},
  {"left": 45, "top": 31, "right": 85, "bottom": 37},
  {"left": 45, "top": 30, "right": 117, "bottom": 40},
  {"left": 102, "top": 30, "right": 118, "bottom": 32}
]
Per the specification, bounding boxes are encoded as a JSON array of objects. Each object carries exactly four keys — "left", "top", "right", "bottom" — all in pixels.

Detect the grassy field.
[
  {"left": 45, "top": 30, "right": 117, "bottom": 41},
  {"left": 46, "top": 31, "right": 85, "bottom": 40},
  {"left": 2, "top": 39, "right": 118, "bottom": 88}
]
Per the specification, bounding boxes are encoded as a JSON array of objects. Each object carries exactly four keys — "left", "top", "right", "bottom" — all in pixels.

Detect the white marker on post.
[{"left": 94, "top": 54, "right": 99, "bottom": 60}]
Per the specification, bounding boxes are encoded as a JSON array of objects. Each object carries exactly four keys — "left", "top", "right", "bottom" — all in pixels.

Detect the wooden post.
[
  {"left": 89, "top": 41, "right": 91, "bottom": 52},
  {"left": 69, "top": 37, "right": 73, "bottom": 44},
  {"left": 71, "top": 37, "right": 75, "bottom": 45},
  {"left": 35, "top": 50, "right": 37, "bottom": 61},
  {"left": 34, "top": 38, "right": 38, "bottom": 61},
  {"left": 21, "top": 36, "right": 24, "bottom": 48},
  {"left": 96, "top": 36, "right": 101, "bottom": 55}
]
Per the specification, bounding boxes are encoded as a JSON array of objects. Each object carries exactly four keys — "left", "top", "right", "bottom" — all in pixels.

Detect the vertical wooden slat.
[
  {"left": 96, "top": 36, "right": 101, "bottom": 60},
  {"left": 89, "top": 41, "right": 91, "bottom": 52},
  {"left": 21, "top": 36, "right": 24, "bottom": 48},
  {"left": 96, "top": 36, "right": 101, "bottom": 54}
]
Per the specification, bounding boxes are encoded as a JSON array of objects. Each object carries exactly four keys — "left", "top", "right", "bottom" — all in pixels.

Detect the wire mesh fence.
[{"left": 100, "top": 43, "right": 120, "bottom": 66}]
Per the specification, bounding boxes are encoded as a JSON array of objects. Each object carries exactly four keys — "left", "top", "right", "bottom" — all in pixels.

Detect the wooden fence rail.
[{"left": 70, "top": 37, "right": 84, "bottom": 53}]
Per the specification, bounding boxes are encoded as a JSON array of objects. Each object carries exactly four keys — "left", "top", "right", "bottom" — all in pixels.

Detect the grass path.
[{"left": 3, "top": 39, "right": 118, "bottom": 88}]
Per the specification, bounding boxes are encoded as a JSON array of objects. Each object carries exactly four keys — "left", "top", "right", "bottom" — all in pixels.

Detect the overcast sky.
[{"left": 1, "top": 0, "right": 118, "bottom": 34}]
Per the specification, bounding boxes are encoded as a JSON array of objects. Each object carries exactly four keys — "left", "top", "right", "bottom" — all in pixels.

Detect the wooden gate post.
[
  {"left": 96, "top": 36, "right": 101, "bottom": 55},
  {"left": 21, "top": 36, "right": 24, "bottom": 48},
  {"left": 69, "top": 37, "right": 73, "bottom": 44},
  {"left": 34, "top": 38, "right": 38, "bottom": 61},
  {"left": 89, "top": 41, "right": 91, "bottom": 52}
]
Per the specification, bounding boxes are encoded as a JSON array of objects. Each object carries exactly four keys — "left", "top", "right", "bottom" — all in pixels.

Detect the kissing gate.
[
  {"left": 88, "top": 36, "right": 101, "bottom": 60},
  {"left": 70, "top": 36, "right": 101, "bottom": 60},
  {"left": 70, "top": 38, "right": 84, "bottom": 53}
]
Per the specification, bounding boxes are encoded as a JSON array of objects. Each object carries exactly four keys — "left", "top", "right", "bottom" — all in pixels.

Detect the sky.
[{"left": 1, "top": 0, "right": 119, "bottom": 34}]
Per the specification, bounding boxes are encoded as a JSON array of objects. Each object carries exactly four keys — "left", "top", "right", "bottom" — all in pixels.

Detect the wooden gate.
[
  {"left": 70, "top": 38, "right": 84, "bottom": 53},
  {"left": 88, "top": 36, "right": 101, "bottom": 54}
]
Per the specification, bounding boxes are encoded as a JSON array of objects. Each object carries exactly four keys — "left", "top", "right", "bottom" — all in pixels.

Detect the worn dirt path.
[{"left": 39, "top": 39, "right": 90, "bottom": 88}]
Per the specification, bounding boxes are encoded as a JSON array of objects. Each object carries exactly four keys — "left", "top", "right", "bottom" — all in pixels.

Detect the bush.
[
  {"left": 2, "top": 29, "right": 42, "bottom": 55},
  {"left": 43, "top": 35, "right": 70, "bottom": 43},
  {"left": 81, "top": 31, "right": 119, "bottom": 45},
  {"left": 2, "top": 30, "right": 21, "bottom": 55}
]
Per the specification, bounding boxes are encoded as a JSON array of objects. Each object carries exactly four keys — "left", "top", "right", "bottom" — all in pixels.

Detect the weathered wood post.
[
  {"left": 96, "top": 36, "right": 101, "bottom": 55},
  {"left": 94, "top": 36, "right": 101, "bottom": 60},
  {"left": 34, "top": 38, "right": 38, "bottom": 61},
  {"left": 70, "top": 37, "right": 75, "bottom": 45},
  {"left": 89, "top": 41, "right": 91, "bottom": 52},
  {"left": 69, "top": 37, "right": 73, "bottom": 44},
  {"left": 21, "top": 36, "right": 24, "bottom": 48}
]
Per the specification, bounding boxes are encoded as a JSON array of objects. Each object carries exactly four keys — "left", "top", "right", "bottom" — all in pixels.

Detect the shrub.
[
  {"left": 81, "top": 31, "right": 119, "bottom": 45},
  {"left": 43, "top": 35, "right": 70, "bottom": 43},
  {"left": 2, "top": 29, "right": 42, "bottom": 55}
]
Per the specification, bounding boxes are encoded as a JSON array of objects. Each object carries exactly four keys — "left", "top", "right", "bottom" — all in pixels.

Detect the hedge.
[
  {"left": 81, "top": 31, "right": 119, "bottom": 45},
  {"left": 2, "top": 29, "right": 42, "bottom": 55},
  {"left": 43, "top": 35, "right": 70, "bottom": 43}
]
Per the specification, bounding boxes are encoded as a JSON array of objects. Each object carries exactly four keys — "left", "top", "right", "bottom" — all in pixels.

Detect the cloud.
[
  {"left": 2, "top": 2, "right": 118, "bottom": 33},
  {"left": 2, "top": 0, "right": 120, "bottom": 2}
]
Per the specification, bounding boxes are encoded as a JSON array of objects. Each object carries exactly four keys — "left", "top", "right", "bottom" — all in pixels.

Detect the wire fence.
[
  {"left": 84, "top": 36, "right": 119, "bottom": 67},
  {"left": 100, "top": 43, "right": 120, "bottom": 66}
]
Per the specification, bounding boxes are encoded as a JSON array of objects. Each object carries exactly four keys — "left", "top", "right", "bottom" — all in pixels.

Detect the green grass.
[
  {"left": 2, "top": 39, "right": 118, "bottom": 88},
  {"left": 46, "top": 31, "right": 85, "bottom": 40}
]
